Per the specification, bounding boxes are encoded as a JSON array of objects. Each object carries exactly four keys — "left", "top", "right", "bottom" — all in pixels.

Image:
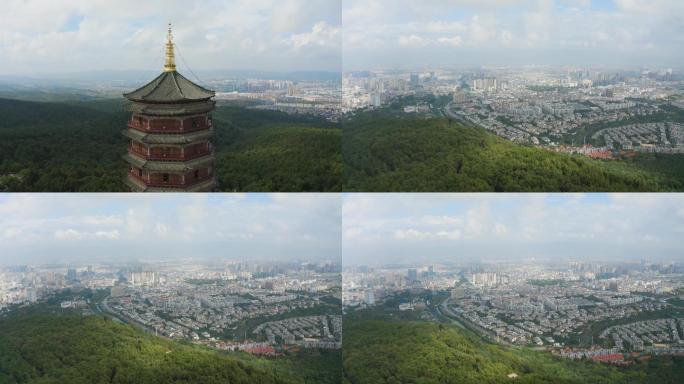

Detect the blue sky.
[
  {"left": 343, "top": 0, "right": 684, "bottom": 70},
  {"left": 0, "top": 194, "right": 341, "bottom": 265},
  {"left": 0, "top": 0, "right": 341, "bottom": 76},
  {"left": 342, "top": 193, "right": 684, "bottom": 265}
]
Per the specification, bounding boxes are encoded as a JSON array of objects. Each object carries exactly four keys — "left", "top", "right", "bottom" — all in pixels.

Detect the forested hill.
[
  {"left": 0, "top": 98, "right": 127, "bottom": 191},
  {"left": 0, "top": 97, "right": 341, "bottom": 192},
  {"left": 0, "top": 309, "right": 299, "bottom": 384},
  {"left": 343, "top": 113, "right": 684, "bottom": 192},
  {"left": 342, "top": 318, "right": 684, "bottom": 384}
]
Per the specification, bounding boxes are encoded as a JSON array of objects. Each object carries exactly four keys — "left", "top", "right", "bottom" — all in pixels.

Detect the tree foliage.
[
  {"left": 343, "top": 112, "right": 683, "bottom": 191},
  {"left": 0, "top": 309, "right": 299, "bottom": 384},
  {"left": 0, "top": 98, "right": 341, "bottom": 192},
  {"left": 342, "top": 318, "right": 684, "bottom": 384}
]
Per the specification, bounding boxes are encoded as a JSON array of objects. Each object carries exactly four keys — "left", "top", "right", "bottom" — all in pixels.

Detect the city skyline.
[
  {"left": 0, "top": 0, "right": 341, "bottom": 76},
  {"left": 343, "top": 0, "right": 684, "bottom": 70},
  {"left": 0, "top": 194, "right": 341, "bottom": 264},
  {"left": 343, "top": 193, "right": 684, "bottom": 265}
]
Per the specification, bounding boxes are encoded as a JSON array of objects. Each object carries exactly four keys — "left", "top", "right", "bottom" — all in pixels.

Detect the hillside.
[
  {"left": 212, "top": 106, "right": 342, "bottom": 192},
  {"left": 343, "top": 113, "right": 684, "bottom": 191},
  {"left": 0, "top": 309, "right": 298, "bottom": 384},
  {"left": 343, "top": 318, "right": 684, "bottom": 384},
  {"left": 0, "top": 97, "right": 341, "bottom": 192}
]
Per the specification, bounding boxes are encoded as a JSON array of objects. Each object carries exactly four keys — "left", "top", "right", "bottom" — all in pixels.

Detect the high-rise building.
[
  {"left": 608, "top": 281, "right": 619, "bottom": 292},
  {"left": 26, "top": 288, "right": 37, "bottom": 303},
  {"left": 407, "top": 268, "right": 418, "bottom": 281},
  {"left": 130, "top": 271, "right": 156, "bottom": 286},
  {"left": 123, "top": 25, "right": 217, "bottom": 192},
  {"left": 450, "top": 287, "right": 465, "bottom": 300},
  {"left": 471, "top": 272, "right": 501, "bottom": 288},
  {"left": 370, "top": 92, "right": 382, "bottom": 108},
  {"left": 111, "top": 286, "right": 126, "bottom": 298},
  {"left": 453, "top": 90, "right": 468, "bottom": 103},
  {"left": 409, "top": 73, "right": 420, "bottom": 88},
  {"left": 471, "top": 77, "right": 498, "bottom": 92},
  {"left": 363, "top": 290, "right": 375, "bottom": 305}
]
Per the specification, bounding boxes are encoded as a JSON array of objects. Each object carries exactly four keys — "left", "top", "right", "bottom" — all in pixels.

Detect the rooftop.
[
  {"left": 124, "top": 71, "right": 215, "bottom": 103},
  {"left": 123, "top": 24, "right": 215, "bottom": 104}
]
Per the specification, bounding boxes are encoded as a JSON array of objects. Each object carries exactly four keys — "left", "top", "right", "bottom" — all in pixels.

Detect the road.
[
  {"left": 443, "top": 102, "right": 471, "bottom": 125},
  {"left": 437, "top": 296, "right": 513, "bottom": 346}
]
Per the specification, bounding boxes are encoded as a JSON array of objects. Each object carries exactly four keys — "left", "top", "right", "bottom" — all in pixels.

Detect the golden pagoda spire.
[{"left": 164, "top": 23, "right": 177, "bottom": 72}]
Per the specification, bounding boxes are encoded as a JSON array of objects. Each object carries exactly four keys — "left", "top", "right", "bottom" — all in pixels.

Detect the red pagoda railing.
[
  {"left": 128, "top": 146, "right": 213, "bottom": 162},
  {"left": 128, "top": 172, "right": 213, "bottom": 189},
  {"left": 128, "top": 119, "right": 211, "bottom": 134}
]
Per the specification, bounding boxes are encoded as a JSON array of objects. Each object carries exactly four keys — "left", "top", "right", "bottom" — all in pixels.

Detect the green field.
[
  {"left": 0, "top": 97, "right": 341, "bottom": 192},
  {"left": 343, "top": 111, "right": 684, "bottom": 191},
  {"left": 343, "top": 310, "right": 684, "bottom": 384}
]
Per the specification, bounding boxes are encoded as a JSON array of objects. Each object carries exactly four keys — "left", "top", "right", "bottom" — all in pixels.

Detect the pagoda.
[{"left": 123, "top": 24, "right": 217, "bottom": 192}]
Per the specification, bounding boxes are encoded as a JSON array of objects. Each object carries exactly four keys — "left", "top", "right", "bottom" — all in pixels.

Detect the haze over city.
[
  {"left": 343, "top": 0, "right": 684, "bottom": 70},
  {"left": 0, "top": 194, "right": 341, "bottom": 264},
  {"left": 343, "top": 193, "right": 684, "bottom": 265}
]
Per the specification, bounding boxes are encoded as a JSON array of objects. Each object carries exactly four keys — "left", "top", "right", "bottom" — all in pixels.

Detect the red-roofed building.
[
  {"left": 244, "top": 346, "right": 278, "bottom": 356},
  {"left": 591, "top": 353, "right": 624, "bottom": 363}
]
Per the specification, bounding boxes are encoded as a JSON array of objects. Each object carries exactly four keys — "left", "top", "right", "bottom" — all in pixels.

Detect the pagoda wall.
[
  {"left": 129, "top": 141, "right": 211, "bottom": 161},
  {"left": 128, "top": 114, "right": 210, "bottom": 134},
  {"left": 128, "top": 166, "right": 214, "bottom": 189}
]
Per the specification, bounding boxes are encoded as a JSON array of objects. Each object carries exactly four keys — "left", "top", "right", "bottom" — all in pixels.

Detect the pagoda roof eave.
[
  {"left": 124, "top": 176, "right": 215, "bottom": 192},
  {"left": 123, "top": 70, "right": 215, "bottom": 104},
  {"left": 123, "top": 128, "right": 214, "bottom": 144},
  {"left": 126, "top": 99, "right": 215, "bottom": 116},
  {"left": 123, "top": 153, "right": 214, "bottom": 172}
]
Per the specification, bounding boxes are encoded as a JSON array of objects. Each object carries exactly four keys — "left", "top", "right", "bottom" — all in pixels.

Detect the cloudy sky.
[
  {"left": 343, "top": 193, "right": 684, "bottom": 265},
  {"left": 0, "top": 0, "right": 341, "bottom": 76},
  {"left": 0, "top": 194, "right": 340, "bottom": 265},
  {"left": 343, "top": 0, "right": 684, "bottom": 70}
]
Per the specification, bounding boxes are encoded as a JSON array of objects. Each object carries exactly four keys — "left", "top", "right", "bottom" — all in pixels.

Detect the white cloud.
[
  {"left": 399, "top": 35, "right": 428, "bottom": 47},
  {"left": 0, "top": 194, "right": 340, "bottom": 264},
  {"left": 55, "top": 229, "right": 84, "bottom": 241},
  {"left": 94, "top": 230, "right": 120, "bottom": 240},
  {"left": 288, "top": 22, "right": 341, "bottom": 52},
  {"left": 0, "top": 0, "right": 341, "bottom": 74},
  {"left": 437, "top": 36, "right": 463, "bottom": 47},
  {"left": 343, "top": 0, "right": 684, "bottom": 69},
  {"left": 342, "top": 194, "right": 684, "bottom": 265}
]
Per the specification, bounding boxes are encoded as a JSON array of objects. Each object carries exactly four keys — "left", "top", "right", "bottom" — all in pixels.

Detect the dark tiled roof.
[
  {"left": 124, "top": 71, "right": 215, "bottom": 103},
  {"left": 122, "top": 129, "right": 214, "bottom": 144},
  {"left": 123, "top": 153, "right": 214, "bottom": 171}
]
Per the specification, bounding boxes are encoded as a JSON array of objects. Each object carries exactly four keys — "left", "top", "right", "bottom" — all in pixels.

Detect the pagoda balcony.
[
  {"left": 128, "top": 119, "right": 212, "bottom": 134},
  {"left": 127, "top": 172, "right": 214, "bottom": 189},
  {"left": 127, "top": 146, "right": 213, "bottom": 162}
]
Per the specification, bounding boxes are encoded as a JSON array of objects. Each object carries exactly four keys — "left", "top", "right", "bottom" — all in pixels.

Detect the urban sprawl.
[
  {"left": 344, "top": 261, "right": 684, "bottom": 365},
  {"left": 344, "top": 67, "right": 684, "bottom": 158},
  {"left": 0, "top": 261, "right": 342, "bottom": 356}
]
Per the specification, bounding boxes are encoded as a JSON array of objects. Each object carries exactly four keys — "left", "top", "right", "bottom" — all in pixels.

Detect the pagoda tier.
[{"left": 122, "top": 24, "right": 217, "bottom": 192}]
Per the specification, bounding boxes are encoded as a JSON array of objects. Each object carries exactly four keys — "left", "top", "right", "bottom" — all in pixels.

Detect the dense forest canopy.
[
  {"left": 342, "top": 316, "right": 684, "bottom": 384},
  {"left": 0, "top": 308, "right": 299, "bottom": 384},
  {"left": 343, "top": 111, "right": 684, "bottom": 192},
  {"left": 0, "top": 98, "right": 341, "bottom": 192}
]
